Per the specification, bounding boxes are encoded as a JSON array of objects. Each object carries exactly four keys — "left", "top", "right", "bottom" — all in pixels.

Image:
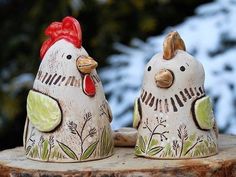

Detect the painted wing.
[
  {"left": 133, "top": 98, "right": 142, "bottom": 129},
  {"left": 27, "top": 90, "right": 62, "bottom": 132},
  {"left": 194, "top": 96, "right": 214, "bottom": 130}
]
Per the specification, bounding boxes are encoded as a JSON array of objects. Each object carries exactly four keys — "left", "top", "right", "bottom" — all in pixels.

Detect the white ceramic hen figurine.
[
  {"left": 23, "top": 17, "right": 113, "bottom": 162},
  {"left": 133, "top": 32, "right": 218, "bottom": 159}
]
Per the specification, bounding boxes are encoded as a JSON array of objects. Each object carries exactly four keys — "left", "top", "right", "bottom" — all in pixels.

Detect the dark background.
[{"left": 0, "top": 0, "right": 212, "bottom": 150}]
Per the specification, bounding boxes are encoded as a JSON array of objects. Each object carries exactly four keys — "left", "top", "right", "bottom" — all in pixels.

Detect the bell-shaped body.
[
  {"left": 133, "top": 32, "right": 218, "bottom": 159},
  {"left": 23, "top": 17, "right": 113, "bottom": 162}
]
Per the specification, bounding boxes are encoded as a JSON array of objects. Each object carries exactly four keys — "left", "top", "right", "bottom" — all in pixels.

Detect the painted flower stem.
[
  {"left": 144, "top": 118, "right": 169, "bottom": 151},
  {"left": 177, "top": 124, "right": 188, "bottom": 157},
  {"left": 184, "top": 141, "right": 198, "bottom": 156},
  {"left": 184, "top": 137, "right": 203, "bottom": 156},
  {"left": 76, "top": 118, "right": 89, "bottom": 157},
  {"left": 74, "top": 128, "right": 83, "bottom": 156},
  {"left": 146, "top": 125, "right": 158, "bottom": 150},
  {"left": 179, "top": 139, "right": 184, "bottom": 157}
]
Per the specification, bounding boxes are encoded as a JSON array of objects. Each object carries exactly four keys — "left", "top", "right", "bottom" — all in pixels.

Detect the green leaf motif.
[
  {"left": 147, "top": 146, "right": 163, "bottom": 156},
  {"left": 57, "top": 141, "right": 78, "bottom": 160},
  {"left": 50, "top": 147, "right": 65, "bottom": 160},
  {"left": 81, "top": 141, "right": 99, "bottom": 160},
  {"left": 100, "top": 127, "right": 113, "bottom": 156},
  {"left": 106, "top": 128, "right": 114, "bottom": 155},
  {"left": 51, "top": 148, "right": 57, "bottom": 159},
  {"left": 100, "top": 128, "right": 106, "bottom": 156},
  {"left": 193, "top": 144, "right": 205, "bottom": 157},
  {"left": 135, "top": 146, "right": 142, "bottom": 155},
  {"left": 189, "top": 133, "right": 196, "bottom": 142},
  {"left": 41, "top": 139, "right": 49, "bottom": 160},
  {"left": 204, "top": 140, "right": 209, "bottom": 147},
  {"left": 29, "top": 146, "right": 39, "bottom": 158},
  {"left": 106, "top": 135, "right": 114, "bottom": 155},
  {"left": 160, "top": 143, "right": 174, "bottom": 158},
  {"left": 138, "top": 135, "right": 146, "bottom": 153},
  {"left": 164, "top": 143, "right": 173, "bottom": 157},
  {"left": 182, "top": 140, "right": 193, "bottom": 156},
  {"left": 148, "top": 138, "right": 158, "bottom": 149}
]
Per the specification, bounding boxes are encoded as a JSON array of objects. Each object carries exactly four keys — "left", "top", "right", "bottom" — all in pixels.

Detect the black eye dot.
[
  {"left": 180, "top": 66, "right": 185, "bottom": 72},
  {"left": 66, "top": 55, "right": 72, "bottom": 60},
  {"left": 147, "top": 66, "right": 152, "bottom": 71}
]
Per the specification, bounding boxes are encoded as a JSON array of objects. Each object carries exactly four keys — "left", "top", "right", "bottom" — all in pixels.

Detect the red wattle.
[{"left": 83, "top": 74, "right": 96, "bottom": 97}]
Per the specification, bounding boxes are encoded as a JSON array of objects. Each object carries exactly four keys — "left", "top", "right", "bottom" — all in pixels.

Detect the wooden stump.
[{"left": 0, "top": 134, "right": 236, "bottom": 177}]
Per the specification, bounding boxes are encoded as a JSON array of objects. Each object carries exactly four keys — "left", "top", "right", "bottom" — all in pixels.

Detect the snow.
[{"left": 100, "top": 0, "right": 236, "bottom": 134}]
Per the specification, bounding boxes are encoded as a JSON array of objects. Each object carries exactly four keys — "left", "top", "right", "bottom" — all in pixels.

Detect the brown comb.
[{"left": 163, "top": 31, "right": 186, "bottom": 60}]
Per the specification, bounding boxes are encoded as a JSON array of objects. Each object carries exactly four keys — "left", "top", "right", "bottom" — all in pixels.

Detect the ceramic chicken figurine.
[
  {"left": 23, "top": 16, "right": 113, "bottom": 162},
  {"left": 133, "top": 32, "right": 218, "bottom": 159}
]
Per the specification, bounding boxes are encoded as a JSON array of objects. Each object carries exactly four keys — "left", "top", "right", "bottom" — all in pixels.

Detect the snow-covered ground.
[{"left": 101, "top": 0, "right": 236, "bottom": 134}]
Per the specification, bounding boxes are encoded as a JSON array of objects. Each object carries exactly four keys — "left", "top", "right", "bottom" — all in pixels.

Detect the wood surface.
[
  {"left": 0, "top": 134, "right": 236, "bottom": 177},
  {"left": 113, "top": 127, "right": 137, "bottom": 147}
]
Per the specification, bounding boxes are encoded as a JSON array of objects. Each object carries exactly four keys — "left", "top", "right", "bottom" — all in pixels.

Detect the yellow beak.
[{"left": 76, "top": 56, "right": 98, "bottom": 74}]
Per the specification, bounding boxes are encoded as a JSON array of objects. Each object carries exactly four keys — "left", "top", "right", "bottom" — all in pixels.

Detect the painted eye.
[
  {"left": 147, "top": 66, "right": 152, "bottom": 71},
  {"left": 66, "top": 55, "right": 72, "bottom": 60},
  {"left": 180, "top": 66, "right": 185, "bottom": 72}
]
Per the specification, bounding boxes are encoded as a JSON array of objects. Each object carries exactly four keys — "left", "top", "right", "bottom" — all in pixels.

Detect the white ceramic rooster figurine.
[
  {"left": 133, "top": 32, "right": 218, "bottom": 159},
  {"left": 23, "top": 17, "right": 113, "bottom": 162}
]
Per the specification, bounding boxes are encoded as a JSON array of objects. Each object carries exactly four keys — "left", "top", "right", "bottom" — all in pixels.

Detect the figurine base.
[
  {"left": 25, "top": 152, "right": 114, "bottom": 163},
  {"left": 0, "top": 134, "right": 235, "bottom": 177},
  {"left": 134, "top": 151, "right": 218, "bottom": 160}
]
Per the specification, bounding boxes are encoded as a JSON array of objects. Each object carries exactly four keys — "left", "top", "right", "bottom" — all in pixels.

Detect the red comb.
[{"left": 40, "top": 16, "right": 82, "bottom": 59}]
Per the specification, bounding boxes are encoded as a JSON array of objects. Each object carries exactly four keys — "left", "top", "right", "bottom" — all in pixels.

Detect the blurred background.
[{"left": 0, "top": 0, "right": 235, "bottom": 150}]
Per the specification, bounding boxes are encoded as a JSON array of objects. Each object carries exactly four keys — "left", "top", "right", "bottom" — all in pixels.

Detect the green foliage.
[
  {"left": 135, "top": 135, "right": 163, "bottom": 157},
  {"left": 29, "top": 146, "right": 39, "bottom": 158},
  {"left": 147, "top": 146, "right": 163, "bottom": 156},
  {"left": 191, "top": 138, "right": 217, "bottom": 157},
  {"left": 100, "top": 126, "right": 114, "bottom": 156},
  {"left": 135, "top": 145, "right": 142, "bottom": 155},
  {"left": 81, "top": 141, "right": 99, "bottom": 160},
  {"left": 57, "top": 141, "right": 78, "bottom": 160},
  {"left": 148, "top": 138, "right": 158, "bottom": 150},
  {"left": 41, "top": 139, "right": 49, "bottom": 160},
  {"left": 50, "top": 147, "right": 65, "bottom": 160},
  {"left": 182, "top": 133, "right": 196, "bottom": 155},
  {"left": 160, "top": 143, "right": 174, "bottom": 158},
  {"left": 28, "top": 143, "right": 65, "bottom": 160},
  {"left": 138, "top": 135, "right": 146, "bottom": 153}
]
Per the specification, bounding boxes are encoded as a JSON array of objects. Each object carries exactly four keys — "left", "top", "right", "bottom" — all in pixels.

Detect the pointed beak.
[
  {"left": 76, "top": 56, "right": 98, "bottom": 74},
  {"left": 155, "top": 69, "right": 174, "bottom": 88}
]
